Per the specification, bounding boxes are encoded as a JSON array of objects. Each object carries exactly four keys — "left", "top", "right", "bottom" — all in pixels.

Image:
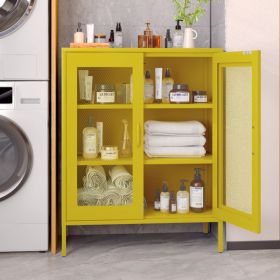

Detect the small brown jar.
[{"left": 169, "top": 84, "right": 191, "bottom": 104}]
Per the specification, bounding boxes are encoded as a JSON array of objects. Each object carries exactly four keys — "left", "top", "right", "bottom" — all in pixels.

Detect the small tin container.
[
  {"left": 169, "top": 84, "right": 191, "bottom": 104},
  {"left": 101, "top": 146, "right": 119, "bottom": 160},
  {"left": 94, "top": 34, "right": 106, "bottom": 43},
  {"left": 192, "top": 91, "right": 208, "bottom": 103}
]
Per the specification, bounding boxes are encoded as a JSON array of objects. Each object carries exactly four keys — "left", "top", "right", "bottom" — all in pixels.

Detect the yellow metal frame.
[{"left": 61, "top": 48, "right": 261, "bottom": 256}]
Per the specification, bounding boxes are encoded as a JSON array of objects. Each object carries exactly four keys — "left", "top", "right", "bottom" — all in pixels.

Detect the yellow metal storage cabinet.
[{"left": 62, "top": 48, "right": 261, "bottom": 256}]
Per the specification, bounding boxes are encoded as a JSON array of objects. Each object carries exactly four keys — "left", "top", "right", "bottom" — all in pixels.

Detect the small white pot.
[{"left": 183, "top": 27, "right": 198, "bottom": 48}]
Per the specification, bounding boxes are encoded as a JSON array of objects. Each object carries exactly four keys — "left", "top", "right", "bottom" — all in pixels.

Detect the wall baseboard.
[{"left": 227, "top": 241, "right": 280, "bottom": 250}]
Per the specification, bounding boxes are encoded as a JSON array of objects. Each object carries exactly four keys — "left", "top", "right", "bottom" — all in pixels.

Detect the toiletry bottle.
[
  {"left": 144, "top": 70, "right": 154, "bottom": 103},
  {"left": 190, "top": 168, "right": 205, "bottom": 213},
  {"left": 144, "top": 22, "right": 153, "bottom": 48},
  {"left": 120, "top": 119, "right": 132, "bottom": 158},
  {"left": 160, "top": 182, "right": 170, "bottom": 213},
  {"left": 74, "top": 22, "right": 85, "bottom": 44},
  {"left": 177, "top": 179, "right": 190, "bottom": 214},
  {"left": 173, "top": 20, "right": 183, "bottom": 48},
  {"left": 154, "top": 188, "right": 160, "bottom": 211},
  {"left": 109, "top": 29, "right": 115, "bottom": 47},
  {"left": 115, "top": 22, "right": 123, "bottom": 48},
  {"left": 83, "top": 116, "right": 97, "bottom": 159},
  {"left": 154, "top": 68, "right": 163, "bottom": 103},
  {"left": 169, "top": 191, "right": 177, "bottom": 214},
  {"left": 162, "top": 68, "right": 174, "bottom": 103},
  {"left": 165, "top": 29, "right": 173, "bottom": 48}
]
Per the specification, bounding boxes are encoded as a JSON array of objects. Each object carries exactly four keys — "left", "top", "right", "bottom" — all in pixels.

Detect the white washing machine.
[
  {"left": 0, "top": 82, "right": 48, "bottom": 252},
  {"left": 0, "top": 0, "right": 49, "bottom": 80}
]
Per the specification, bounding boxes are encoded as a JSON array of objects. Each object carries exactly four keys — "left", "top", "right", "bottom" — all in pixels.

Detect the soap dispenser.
[
  {"left": 190, "top": 168, "right": 205, "bottom": 213},
  {"left": 144, "top": 22, "right": 153, "bottom": 48},
  {"left": 160, "top": 181, "right": 170, "bottom": 213},
  {"left": 173, "top": 20, "right": 183, "bottom": 48},
  {"left": 177, "top": 179, "right": 189, "bottom": 214},
  {"left": 74, "top": 22, "right": 85, "bottom": 44},
  {"left": 115, "top": 22, "right": 123, "bottom": 48}
]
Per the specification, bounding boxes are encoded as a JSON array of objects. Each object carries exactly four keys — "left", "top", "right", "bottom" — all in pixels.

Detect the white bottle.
[
  {"left": 177, "top": 179, "right": 189, "bottom": 214},
  {"left": 74, "top": 22, "right": 85, "bottom": 43},
  {"left": 83, "top": 116, "right": 97, "bottom": 159},
  {"left": 144, "top": 70, "right": 154, "bottom": 103},
  {"left": 173, "top": 20, "right": 184, "bottom": 48},
  {"left": 162, "top": 68, "right": 174, "bottom": 103},
  {"left": 115, "top": 22, "right": 123, "bottom": 48},
  {"left": 160, "top": 182, "right": 170, "bottom": 213}
]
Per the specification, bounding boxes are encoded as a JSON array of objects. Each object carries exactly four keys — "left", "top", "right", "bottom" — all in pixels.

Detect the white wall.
[{"left": 224, "top": 0, "right": 280, "bottom": 241}]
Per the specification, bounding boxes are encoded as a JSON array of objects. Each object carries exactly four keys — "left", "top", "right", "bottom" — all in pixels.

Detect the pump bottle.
[
  {"left": 162, "top": 68, "right": 174, "bottom": 103},
  {"left": 177, "top": 179, "right": 189, "bottom": 214},
  {"left": 115, "top": 22, "right": 123, "bottom": 48},
  {"left": 74, "top": 22, "right": 85, "bottom": 43},
  {"left": 173, "top": 20, "right": 183, "bottom": 48},
  {"left": 160, "top": 182, "right": 170, "bottom": 213},
  {"left": 190, "top": 168, "right": 205, "bottom": 213}
]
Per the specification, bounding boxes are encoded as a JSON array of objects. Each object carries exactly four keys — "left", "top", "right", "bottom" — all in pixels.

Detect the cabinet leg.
[
  {"left": 217, "top": 221, "right": 224, "bottom": 253},
  {"left": 203, "top": 223, "right": 209, "bottom": 234},
  {"left": 61, "top": 224, "right": 67, "bottom": 257}
]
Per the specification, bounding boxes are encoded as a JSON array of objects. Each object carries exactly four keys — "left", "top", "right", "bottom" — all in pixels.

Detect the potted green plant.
[{"left": 172, "top": 0, "right": 209, "bottom": 48}]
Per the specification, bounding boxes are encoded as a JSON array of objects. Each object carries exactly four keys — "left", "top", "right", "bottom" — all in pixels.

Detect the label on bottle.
[
  {"left": 162, "top": 82, "right": 173, "bottom": 102},
  {"left": 170, "top": 91, "right": 190, "bottom": 103},
  {"left": 115, "top": 33, "right": 123, "bottom": 48},
  {"left": 160, "top": 196, "right": 169, "bottom": 211},
  {"left": 84, "top": 133, "right": 97, "bottom": 154},
  {"left": 173, "top": 33, "right": 183, "bottom": 48},
  {"left": 190, "top": 186, "right": 204, "bottom": 208},
  {"left": 171, "top": 203, "right": 177, "bottom": 212},
  {"left": 96, "top": 91, "right": 115, "bottom": 103},
  {"left": 194, "top": 95, "right": 208, "bottom": 103},
  {"left": 154, "top": 201, "right": 160, "bottom": 210},
  {"left": 177, "top": 197, "right": 189, "bottom": 212},
  {"left": 144, "top": 84, "right": 154, "bottom": 102}
]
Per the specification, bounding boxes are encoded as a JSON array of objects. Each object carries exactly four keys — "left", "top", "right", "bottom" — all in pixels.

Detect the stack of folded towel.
[{"left": 144, "top": 120, "right": 207, "bottom": 157}]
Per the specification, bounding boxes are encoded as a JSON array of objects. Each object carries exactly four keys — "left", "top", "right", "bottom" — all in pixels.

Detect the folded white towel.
[
  {"left": 145, "top": 146, "right": 206, "bottom": 158},
  {"left": 144, "top": 121, "right": 206, "bottom": 136},
  {"left": 145, "top": 134, "right": 206, "bottom": 147}
]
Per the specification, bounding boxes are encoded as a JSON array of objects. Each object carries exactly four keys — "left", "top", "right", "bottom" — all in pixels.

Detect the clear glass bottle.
[
  {"left": 165, "top": 29, "right": 173, "bottom": 48},
  {"left": 83, "top": 116, "right": 97, "bottom": 159},
  {"left": 160, "top": 182, "right": 170, "bottom": 213},
  {"left": 108, "top": 29, "right": 114, "bottom": 48},
  {"left": 154, "top": 188, "right": 160, "bottom": 211},
  {"left": 120, "top": 119, "right": 132, "bottom": 158},
  {"left": 115, "top": 22, "right": 123, "bottom": 48},
  {"left": 173, "top": 20, "right": 184, "bottom": 48},
  {"left": 177, "top": 179, "right": 190, "bottom": 214},
  {"left": 144, "top": 70, "right": 154, "bottom": 103},
  {"left": 162, "top": 68, "right": 174, "bottom": 103}
]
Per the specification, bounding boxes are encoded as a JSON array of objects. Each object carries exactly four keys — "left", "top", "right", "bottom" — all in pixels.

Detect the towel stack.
[{"left": 144, "top": 121, "right": 207, "bottom": 157}]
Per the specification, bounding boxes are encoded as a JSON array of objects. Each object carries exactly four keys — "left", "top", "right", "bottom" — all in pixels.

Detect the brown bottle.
[
  {"left": 190, "top": 168, "right": 205, "bottom": 213},
  {"left": 144, "top": 22, "right": 153, "bottom": 48}
]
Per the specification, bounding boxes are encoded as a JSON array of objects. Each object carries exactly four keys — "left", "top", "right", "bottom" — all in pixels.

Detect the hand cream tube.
[
  {"left": 84, "top": 75, "right": 93, "bottom": 102},
  {"left": 155, "top": 68, "right": 163, "bottom": 103},
  {"left": 86, "top": 23, "right": 94, "bottom": 43}
]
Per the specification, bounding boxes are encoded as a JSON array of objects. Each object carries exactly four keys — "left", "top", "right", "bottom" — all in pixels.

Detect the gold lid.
[{"left": 101, "top": 146, "right": 118, "bottom": 151}]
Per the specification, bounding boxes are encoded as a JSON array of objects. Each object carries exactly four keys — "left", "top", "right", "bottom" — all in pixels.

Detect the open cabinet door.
[{"left": 213, "top": 51, "right": 261, "bottom": 233}]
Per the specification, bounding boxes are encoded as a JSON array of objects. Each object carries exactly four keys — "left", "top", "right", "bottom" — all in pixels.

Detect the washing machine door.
[
  {"left": 0, "top": 0, "right": 36, "bottom": 38},
  {"left": 0, "top": 115, "right": 32, "bottom": 200}
]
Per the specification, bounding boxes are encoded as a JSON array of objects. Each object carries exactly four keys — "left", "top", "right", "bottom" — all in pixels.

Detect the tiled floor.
[{"left": 0, "top": 233, "right": 280, "bottom": 280}]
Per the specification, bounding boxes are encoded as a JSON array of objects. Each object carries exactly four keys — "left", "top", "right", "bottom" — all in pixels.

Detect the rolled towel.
[
  {"left": 144, "top": 121, "right": 206, "bottom": 136},
  {"left": 83, "top": 165, "right": 107, "bottom": 193},
  {"left": 109, "top": 166, "right": 133, "bottom": 191},
  {"left": 145, "top": 146, "right": 206, "bottom": 158},
  {"left": 145, "top": 134, "right": 206, "bottom": 147}
]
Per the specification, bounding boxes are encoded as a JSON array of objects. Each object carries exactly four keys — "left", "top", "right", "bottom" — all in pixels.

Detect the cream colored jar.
[{"left": 101, "top": 146, "right": 118, "bottom": 160}]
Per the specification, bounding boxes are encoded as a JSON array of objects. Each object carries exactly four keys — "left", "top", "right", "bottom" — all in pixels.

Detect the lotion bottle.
[
  {"left": 160, "top": 182, "right": 170, "bottom": 213},
  {"left": 74, "top": 22, "right": 85, "bottom": 43},
  {"left": 83, "top": 116, "right": 97, "bottom": 159},
  {"left": 177, "top": 179, "right": 189, "bottom": 214},
  {"left": 162, "top": 68, "right": 174, "bottom": 103},
  {"left": 173, "top": 20, "right": 183, "bottom": 48},
  {"left": 190, "top": 168, "right": 205, "bottom": 213}
]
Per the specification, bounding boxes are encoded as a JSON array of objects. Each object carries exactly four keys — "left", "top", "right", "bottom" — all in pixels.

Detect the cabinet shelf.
[
  {"left": 78, "top": 104, "right": 133, "bottom": 110},
  {"left": 144, "top": 154, "right": 213, "bottom": 165},
  {"left": 77, "top": 156, "right": 133, "bottom": 166},
  {"left": 144, "top": 103, "right": 213, "bottom": 109}
]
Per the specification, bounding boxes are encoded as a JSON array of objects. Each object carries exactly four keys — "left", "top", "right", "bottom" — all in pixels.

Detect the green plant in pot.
[{"left": 172, "top": 0, "right": 209, "bottom": 48}]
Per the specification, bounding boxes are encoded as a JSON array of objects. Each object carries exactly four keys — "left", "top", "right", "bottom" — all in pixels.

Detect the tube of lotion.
[
  {"left": 86, "top": 23, "right": 94, "bottom": 43},
  {"left": 155, "top": 68, "right": 163, "bottom": 102},
  {"left": 79, "top": 70, "right": 89, "bottom": 100},
  {"left": 84, "top": 75, "right": 93, "bottom": 102},
  {"left": 96, "top": 122, "right": 103, "bottom": 153}
]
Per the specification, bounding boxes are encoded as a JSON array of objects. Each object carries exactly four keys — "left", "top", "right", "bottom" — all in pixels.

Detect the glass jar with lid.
[
  {"left": 95, "top": 84, "right": 116, "bottom": 104},
  {"left": 169, "top": 84, "right": 191, "bottom": 104}
]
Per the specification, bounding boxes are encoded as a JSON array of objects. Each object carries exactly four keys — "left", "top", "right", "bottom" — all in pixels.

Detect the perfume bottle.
[
  {"left": 115, "top": 22, "right": 123, "bottom": 48},
  {"left": 165, "top": 29, "right": 173, "bottom": 48},
  {"left": 109, "top": 29, "right": 114, "bottom": 48},
  {"left": 120, "top": 119, "right": 132, "bottom": 158}
]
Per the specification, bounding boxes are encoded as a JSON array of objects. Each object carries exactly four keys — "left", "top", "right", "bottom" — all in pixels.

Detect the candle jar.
[
  {"left": 169, "top": 84, "right": 191, "bottom": 104},
  {"left": 95, "top": 84, "right": 116, "bottom": 104},
  {"left": 153, "top": 35, "right": 161, "bottom": 48}
]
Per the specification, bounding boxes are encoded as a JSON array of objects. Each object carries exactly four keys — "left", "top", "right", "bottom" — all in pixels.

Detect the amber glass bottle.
[{"left": 190, "top": 168, "right": 205, "bottom": 213}]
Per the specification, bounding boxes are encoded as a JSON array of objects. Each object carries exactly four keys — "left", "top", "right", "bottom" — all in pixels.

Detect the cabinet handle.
[{"left": 137, "top": 123, "right": 141, "bottom": 147}]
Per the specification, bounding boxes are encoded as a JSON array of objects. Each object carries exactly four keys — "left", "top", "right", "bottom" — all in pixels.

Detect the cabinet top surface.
[{"left": 62, "top": 48, "right": 224, "bottom": 54}]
